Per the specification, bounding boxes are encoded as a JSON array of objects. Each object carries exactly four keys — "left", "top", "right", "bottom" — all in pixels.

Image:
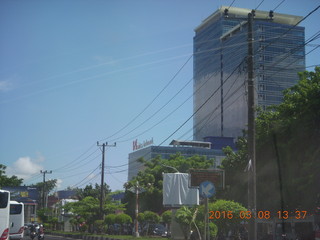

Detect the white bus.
[
  {"left": 0, "top": 190, "right": 10, "bottom": 240},
  {"left": 9, "top": 201, "right": 24, "bottom": 240}
]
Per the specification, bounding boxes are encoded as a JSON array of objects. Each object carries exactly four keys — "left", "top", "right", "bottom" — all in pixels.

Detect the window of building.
[
  {"left": 258, "top": 94, "right": 266, "bottom": 100},
  {"left": 258, "top": 25, "right": 264, "bottom": 32},
  {"left": 258, "top": 74, "right": 265, "bottom": 81},
  {"left": 258, "top": 84, "right": 266, "bottom": 91},
  {"left": 260, "top": 64, "right": 264, "bottom": 70},
  {"left": 259, "top": 55, "right": 264, "bottom": 61}
]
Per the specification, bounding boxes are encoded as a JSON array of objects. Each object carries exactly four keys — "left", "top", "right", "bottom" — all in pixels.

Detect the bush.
[{"left": 94, "top": 220, "right": 106, "bottom": 234}]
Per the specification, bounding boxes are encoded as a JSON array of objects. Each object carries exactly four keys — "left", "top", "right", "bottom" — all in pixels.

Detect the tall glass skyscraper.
[{"left": 193, "top": 6, "right": 305, "bottom": 141}]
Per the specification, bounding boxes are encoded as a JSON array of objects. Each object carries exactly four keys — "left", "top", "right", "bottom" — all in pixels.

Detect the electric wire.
[
  {"left": 33, "top": 5, "right": 320, "bottom": 188},
  {"left": 103, "top": 36, "right": 279, "bottom": 143},
  {"left": 67, "top": 6, "right": 320, "bottom": 176},
  {"left": 119, "top": 58, "right": 247, "bottom": 175},
  {"left": 116, "top": 71, "right": 220, "bottom": 143},
  {"left": 273, "top": 0, "right": 286, "bottom": 11},
  {"left": 100, "top": 32, "right": 318, "bottom": 173},
  {"left": 255, "top": 0, "right": 265, "bottom": 10},
  {"left": 51, "top": 143, "right": 97, "bottom": 172},
  {"left": 227, "top": 0, "right": 236, "bottom": 9},
  {"left": 256, "top": 4, "right": 320, "bottom": 57},
  {"left": 69, "top": 164, "right": 101, "bottom": 188},
  {"left": 99, "top": 67, "right": 239, "bottom": 174},
  {"left": 98, "top": 54, "right": 193, "bottom": 142},
  {"left": 55, "top": 153, "right": 101, "bottom": 174},
  {"left": 117, "top": 7, "right": 320, "bottom": 175},
  {"left": 108, "top": 76, "right": 193, "bottom": 142},
  {"left": 180, "top": 83, "right": 246, "bottom": 141},
  {"left": 75, "top": 174, "right": 101, "bottom": 189}
]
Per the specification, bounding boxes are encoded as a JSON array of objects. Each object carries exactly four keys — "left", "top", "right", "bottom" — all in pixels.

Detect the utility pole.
[
  {"left": 97, "top": 141, "right": 116, "bottom": 220},
  {"left": 247, "top": 11, "right": 257, "bottom": 240},
  {"left": 40, "top": 170, "right": 52, "bottom": 209},
  {"left": 223, "top": 8, "right": 273, "bottom": 240}
]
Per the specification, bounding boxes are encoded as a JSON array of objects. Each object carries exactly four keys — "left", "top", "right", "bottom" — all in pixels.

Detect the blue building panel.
[{"left": 193, "top": 7, "right": 305, "bottom": 141}]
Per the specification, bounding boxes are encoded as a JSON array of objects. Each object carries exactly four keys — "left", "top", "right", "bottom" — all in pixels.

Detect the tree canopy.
[
  {"left": 220, "top": 67, "right": 320, "bottom": 213},
  {"left": 124, "top": 153, "right": 215, "bottom": 214},
  {"left": 0, "top": 164, "right": 23, "bottom": 187},
  {"left": 75, "top": 183, "right": 111, "bottom": 200}
]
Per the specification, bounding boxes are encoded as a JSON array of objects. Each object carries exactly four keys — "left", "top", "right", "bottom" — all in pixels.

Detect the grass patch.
[
  {"left": 48, "top": 231, "right": 165, "bottom": 240},
  {"left": 106, "top": 236, "right": 163, "bottom": 240}
]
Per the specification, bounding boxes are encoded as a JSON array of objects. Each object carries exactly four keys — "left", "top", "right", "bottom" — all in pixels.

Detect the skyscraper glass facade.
[{"left": 193, "top": 7, "right": 305, "bottom": 141}]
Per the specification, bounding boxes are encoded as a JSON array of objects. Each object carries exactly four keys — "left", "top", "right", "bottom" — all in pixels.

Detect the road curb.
[{"left": 47, "top": 233, "right": 123, "bottom": 240}]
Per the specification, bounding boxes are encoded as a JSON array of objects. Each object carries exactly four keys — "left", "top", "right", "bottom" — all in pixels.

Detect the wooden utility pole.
[
  {"left": 247, "top": 11, "right": 257, "bottom": 240},
  {"left": 97, "top": 141, "right": 116, "bottom": 220},
  {"left": 40, "top": 170, "right": 52, "bottom": 208}
]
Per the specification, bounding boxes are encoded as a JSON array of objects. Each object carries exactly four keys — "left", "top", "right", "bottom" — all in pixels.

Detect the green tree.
[
  {"left": 32, "top": 179, "right": 57, "bottom": 193},
  {"left": 125, "top": 153, "right": 215, "bottom": 214},
  {"left": 219, "top": 136, "right": 248, "bottom": 206},
  {"left": 143, "top": 211, "right": 160, "bottom": 236},
  {"left": 137, "top": 212, "right": 145, "bottom": 223},
  {"left": 0, "top": 164, "right": 23, "bottom": 187},
  {"left": 37, "top": 208, "right": 50, "bottom": 223},
  {"left": 175, "top": 206, "right": 194, "bottom": 240},
  {"left": 66, "top": 196, "right": 99, "bottom": 226},
  {"left": 94, "top": 220, "right": 105, "bottom": 234},
  {"left": 115, "top": 213, "right": 132, "bottom": 234},
  {"left": 105, "top": 213, "right": 116, "bottom": 225},
  {"left": 197, "top": 200, "right": 247, "bottom": 238},
  {"left": 64, "top": 194, "right": 125, "bottom": 233},
  {"left": 161, "top": 210, "right": 172, "bottom": 232},
  {"left": 75, "top": 183, "right": 111, "bottom": 200},
  {"left": 221, "top": 67, "right": 320, "bottom": 213}
]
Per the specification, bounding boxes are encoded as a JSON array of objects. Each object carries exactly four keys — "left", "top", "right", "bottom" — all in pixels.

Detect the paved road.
[{"left": 23, "top": 234, "right": 78, "bottom": 240}]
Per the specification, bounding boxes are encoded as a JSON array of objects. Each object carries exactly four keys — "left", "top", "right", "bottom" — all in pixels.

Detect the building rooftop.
[
  {"left": 195, "top": 6, "right": 303, "bottom": 33},
  {"left": 169, "top": 139, "right": 211, "bottom": 149}
]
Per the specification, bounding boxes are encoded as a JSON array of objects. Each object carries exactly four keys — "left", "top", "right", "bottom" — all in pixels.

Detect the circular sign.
[{"left": 199, "top": 181, "right": 215, "bottom": 198}]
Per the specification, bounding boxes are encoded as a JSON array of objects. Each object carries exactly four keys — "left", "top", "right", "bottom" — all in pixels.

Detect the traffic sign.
[
  {"left": 199, "top": 181, "right": 215, "bottom": 198},
  {"left": 190, "top": 169, "right": 224, "bottom": 189}
]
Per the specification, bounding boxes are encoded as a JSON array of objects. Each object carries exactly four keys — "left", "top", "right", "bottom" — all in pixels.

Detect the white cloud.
[
  {"left": 0, "top": 80, "right": 12, "bottom": 92},
  {"left": 7, "top": 156, "right": 43, "bottom": 180},
  {"left": 56, "top": 179, "right": 63, "bottom": 189}
]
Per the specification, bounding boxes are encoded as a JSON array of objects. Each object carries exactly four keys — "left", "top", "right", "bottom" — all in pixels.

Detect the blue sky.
[{"left": 1, "top": 0, "right": 319, "bottom": 192}]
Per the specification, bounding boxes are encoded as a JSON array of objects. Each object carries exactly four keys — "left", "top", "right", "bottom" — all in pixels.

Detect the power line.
[
  {"left": 108, "top": 77, "right": 193, "bottom": 142},
  {"left": 256, "top": 4, "right": 320, "bottom": 56},
  {"left": 227, "top": 0, "right": 236, "bottom": 9},
  {"left": 43, "top": 5, "right": 320, "bottom": 190},
  {"left": 103, "top": 61, "right": 246, "bottom": 175},
  {"left": 255, "top": 0, "right": 265, "bottom": 10},
  {"left": 273, "top": 0, "right": 286, "bottom": 11},
  {"left": 69, "top": 164, "right": 101, "bottom": 188},
  {"left": 99, "top": 54, "right": 193, "bottom": 142},
  {"left": 51, "top": 143, "right": 97, "bottom": 172},
  {"left": 120, "top": 6, "right": 319, "bottom": 182}
]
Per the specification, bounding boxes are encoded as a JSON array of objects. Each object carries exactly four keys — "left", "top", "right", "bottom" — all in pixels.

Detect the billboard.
[
  {"left": 189, "top": 169, "right": 225, "bottom": 189},
  {"left": 2, "top": 186, "right": 39, "bottom": 204},
  {"left": 163, "top": 173, "right": 199, "bottom": 207}
]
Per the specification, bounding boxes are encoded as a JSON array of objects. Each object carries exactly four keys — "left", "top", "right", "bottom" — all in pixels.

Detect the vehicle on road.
[
  {"left": 9, "top": 200, "right": 25, "bottom": 240},
  {"left": 0, "top": 190, "right": 10, "bottom": 240},
  {"left": 30, "top": 230, "right": 37, "bottom": 240}
]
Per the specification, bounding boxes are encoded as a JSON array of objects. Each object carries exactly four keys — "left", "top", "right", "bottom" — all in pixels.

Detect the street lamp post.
[
  {"left": 125, "top": 181, "right": 152, "bottom": 237},
  {"left": 134, "top": 181, "right": 139, "bottom": 237},
  {"left": 125, "top": 181, "right": 145, "bottom": 237}
]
